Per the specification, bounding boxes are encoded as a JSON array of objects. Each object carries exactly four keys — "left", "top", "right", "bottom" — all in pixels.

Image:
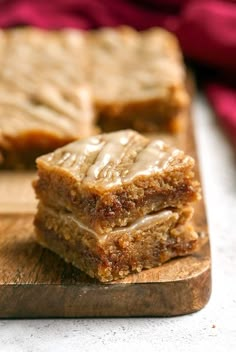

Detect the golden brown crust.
[
  {"left": 34, "top": 130, "right": 201, "bottom": 234},
  {"left": 88, "top": 26, "right": 189, "bottom": 132},
  {"left": 33, "top": 130, "right": 201, "bottom": 282},
  {"left": 0, "top": 26, "right": 189, "bottom": 167},
  {"left": 0, "top": 29, "right": 94, "bottom": 168},
  {"left": 35, "top": 204, "right": 199, "bottom": 282},
  {"left": 0, "top": 88, "right": 96, "bottom": 168}
]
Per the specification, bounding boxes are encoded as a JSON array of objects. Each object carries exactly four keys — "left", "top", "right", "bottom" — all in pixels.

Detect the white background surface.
[{"left": 0, "top": 96, "right": 235, "bottom": 351}]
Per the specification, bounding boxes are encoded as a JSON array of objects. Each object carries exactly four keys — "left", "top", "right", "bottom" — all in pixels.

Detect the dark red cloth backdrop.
[{"left": 0, "top": 0, "right": 236, "bottom": 144}]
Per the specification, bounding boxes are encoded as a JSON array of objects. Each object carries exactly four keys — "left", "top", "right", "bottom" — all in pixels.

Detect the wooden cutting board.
[{"left": 0, "top": 115, "right": 211, "bottom": 318}]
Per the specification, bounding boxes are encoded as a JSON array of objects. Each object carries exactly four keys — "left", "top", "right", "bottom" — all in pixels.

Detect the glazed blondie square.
[
  {"left": 0, "top": 29, "right": 95, "bottom": 168},
  {"left": 0, "top": 86, "right": 95, "bottom": 168},
  {"left": 0, "top": 26, "right": 189, "bottom": 168},
  {"left": 89, "top": 27, "right": 190, "bottom": 133},
  {"left": 34, "top": 130, "right": 201, "bottom": 282}
]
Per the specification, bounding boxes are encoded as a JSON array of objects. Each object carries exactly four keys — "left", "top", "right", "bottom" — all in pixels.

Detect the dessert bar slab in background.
[
  {"left": 88, "top": 27, "right": 189, "bottom": 132},
  {"left": 0, "top": 27, "right": 189, "bottom": 168},
  {"left": 0, "top": 112, "right": 211, "bottom": 317}
]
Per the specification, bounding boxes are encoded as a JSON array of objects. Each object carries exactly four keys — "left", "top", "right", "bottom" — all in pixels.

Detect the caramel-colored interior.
[{"left": 35, "top": 203, "right": 198, "bottom": 282}]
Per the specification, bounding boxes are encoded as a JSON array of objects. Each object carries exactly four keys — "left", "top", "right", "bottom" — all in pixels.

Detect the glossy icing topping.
[
  {"left": 45, "top": 206, "right": 178, "bottom": 241},
  {"left": 0, "top": 26, "right": 188, "bottom": 141},
  {"left": 88, "top": 27, "right": 188, "bottom": 103},
  {"left": 40, "top": 130, "right": 194, "bottom": 190},
  {"left": 112, "top": 209, "right": 178, "bottom": 235},
  {"left": 0, "top": 29, "right": 94, "bottom": 140},
  {"left": 72, "top": 209, "right": 178, "bottom": 241},
  {"left": 0, "top": 86, "right": 94, "bottom": 138}
]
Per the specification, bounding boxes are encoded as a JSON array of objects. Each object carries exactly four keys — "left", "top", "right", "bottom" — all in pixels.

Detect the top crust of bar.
[
  {"left": 0, "top": 29, "right": 95, "bottom": 158},
  {"left": 0, "top": 27, "right": 189, "bottom": 167},
  {"left": 0, "top": 26, "right": 188, "bottom": 130},
  {"left": 87, "top": 26, "right": 189, "bottom": 106},
  {"left": 0, "top": 86, "right": 94, "bottom": 140},
  {"left": 0, "top": 27, "right": 187, "bottom": 106},
  {"left": 36, "top": 130, "right": 195, "bottom": 193}
]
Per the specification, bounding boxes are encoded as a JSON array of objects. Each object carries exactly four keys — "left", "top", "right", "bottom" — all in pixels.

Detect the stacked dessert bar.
[
  {"left": 0, "top": 26, "right": 201, "bottom": 282},
  {"left": 34, "top": 130, "right": 200, "bottom": 282}
]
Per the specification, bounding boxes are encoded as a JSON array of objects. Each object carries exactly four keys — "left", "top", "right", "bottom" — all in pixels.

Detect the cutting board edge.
[{"left": 0, "top": 263, "right": 211, "bottom": 318}]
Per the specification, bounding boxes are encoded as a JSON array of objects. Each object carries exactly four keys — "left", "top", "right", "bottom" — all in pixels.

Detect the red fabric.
[
  {"left": 207, "top": 84, "right": 236, "bottom": 143},
  {"left": 0, "top": 0, "right": 236, "bottom": 144}
]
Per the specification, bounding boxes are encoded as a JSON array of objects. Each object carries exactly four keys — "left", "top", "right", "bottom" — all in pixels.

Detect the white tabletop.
[{"left": 0, "top": 96, "right": 235, "bottom": 352}]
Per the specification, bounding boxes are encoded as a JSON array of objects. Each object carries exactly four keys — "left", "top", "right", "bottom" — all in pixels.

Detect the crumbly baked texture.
[
  {"left": 33, "top": 130, "right": 201, "bottom": 282},
  {"left": 0, "top": 27, "right": 189, "bottom": 167},
  {"left": 88, "top": 27, "right": 189, "bottom": 133},
  {"left": 0, "top": 29, "right": 94, "bottom": 168},
  {"left": 35, "top": 203, "right": 198, "bottom": 282},
  {"left": 34, "top": 130, "right": 200, "bottom": 234}
]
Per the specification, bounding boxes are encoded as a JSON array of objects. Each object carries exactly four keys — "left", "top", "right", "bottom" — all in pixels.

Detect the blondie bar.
[
  {"left": 89, "top": 27, "right": 189, "bottom": 133},
  {"left": 0, "top": 27, "right": 189, "bottom": 167},
  {"left": 0, "top": 29, "right": 94, "bottom": 168},
  {"left": 34, "top": 130, "right": 201, "bottom": 282}
]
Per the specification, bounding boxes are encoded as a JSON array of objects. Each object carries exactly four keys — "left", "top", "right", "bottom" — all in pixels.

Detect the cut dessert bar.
[
  {"left": 0, "top": 26, "right": 189, "bottom": 167},
  {"left": 34, "top": 130, "right": 200, "bottom": 233},
  {"left": 34, "top": 130, "right": 201, "bottom": 282},
  {"left": 0, "top": 29, "right": 95, "bottom": 168},
  {"left": 88, "top": 27, "right": 190, "bottom": 133},
  {"left": 35, "top": 204, "right": 198, "bottom": 282},
  {"left": 0, "top": 86, "right": 95, "bottom": 168}
]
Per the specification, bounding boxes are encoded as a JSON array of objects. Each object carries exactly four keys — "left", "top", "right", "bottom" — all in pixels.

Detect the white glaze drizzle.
[
  {"left": 45, "top": 206, "right": 177, "bottom": 241},
  {"left": 68, "top": 209, "right": 177, "bottom": 241},
  {"left": 42, "top": 130, "right": 192, "bottom": 190},
  {"left": 112, "top": 209, "right": 178, "bottom": 234}
]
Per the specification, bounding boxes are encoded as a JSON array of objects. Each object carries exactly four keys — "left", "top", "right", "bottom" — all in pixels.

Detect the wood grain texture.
[
  {"left": 0, "top": 172, "right": 36, "bottom": 214},
  {"left": 0, "top": 113, "right": 211, "bottom": 317}
]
